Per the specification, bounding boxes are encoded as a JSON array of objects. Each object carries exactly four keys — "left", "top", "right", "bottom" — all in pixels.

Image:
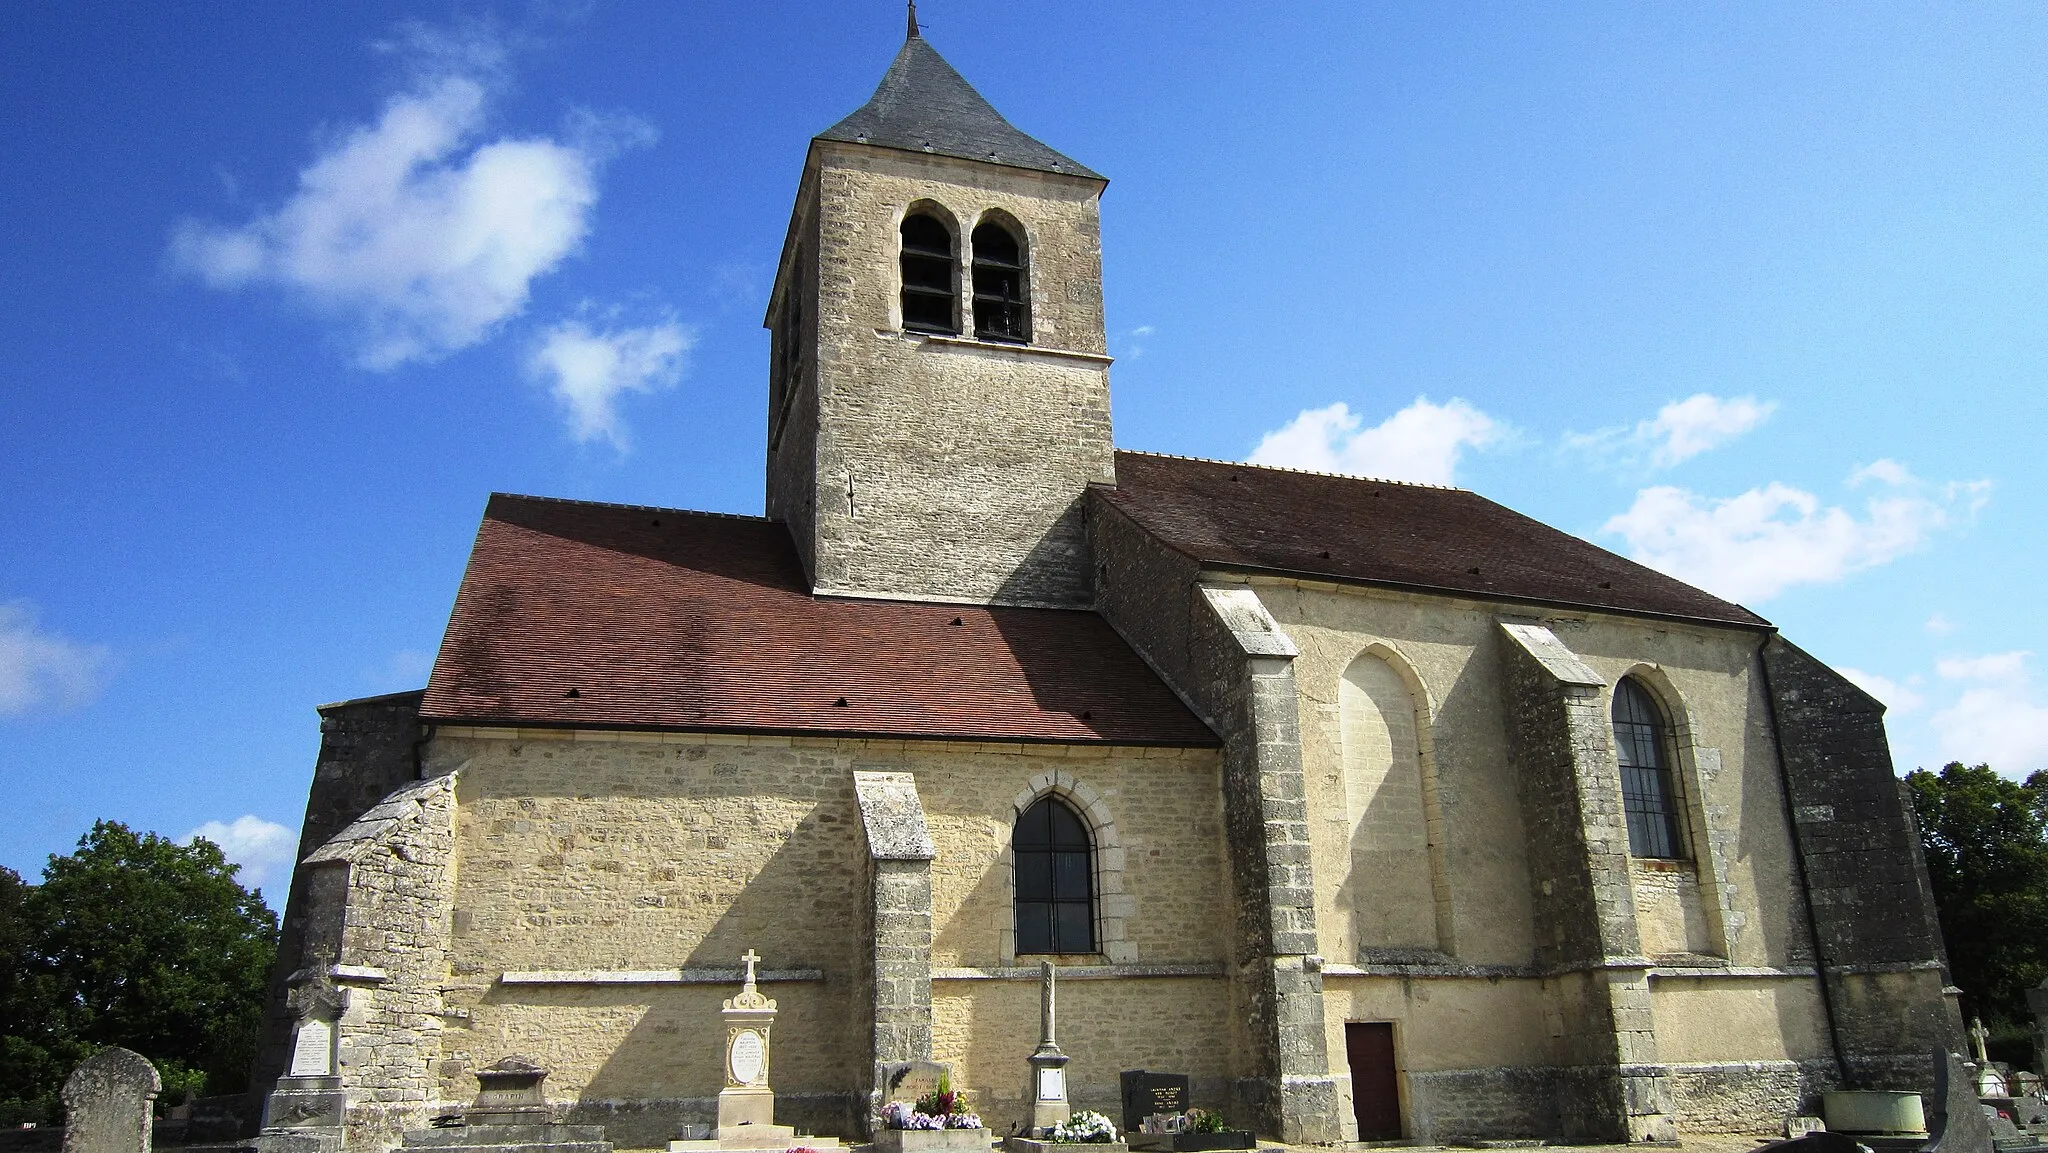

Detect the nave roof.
[{"left": 421, "top": 493, "right": 1215, "bottom": 745}]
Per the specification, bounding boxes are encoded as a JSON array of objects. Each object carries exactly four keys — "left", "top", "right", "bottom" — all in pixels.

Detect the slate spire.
[{"left": 815, "top": 28, "right": 1102, "bottom": 179}]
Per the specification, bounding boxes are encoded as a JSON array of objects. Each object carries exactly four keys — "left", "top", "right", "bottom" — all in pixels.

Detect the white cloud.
[
  {"left": 169, "top": 34, "right": 649, "bottom": 370},
  {"left": 1925, "top": 612, "right": 1957, "bottom": 636},
  {"left": 1601, "top": 461, "right": 1987, "bottom": 603},
  {"left": 186, "top": 815, "right": 298, "bottom": 892},
  {"left": 1930, "top": 651, "right": 2048, "bottom": 776},
  {"left": 1840, "top": 667, "right": 1925, "bottom": 714},
  {"left": 1936, "top": 651, "right": 2031, "bottom": 682},
  {"left": 0, "top": 602, "right": 113, "bottom": 718},
  {"left": 1248, "top": 397, "right": 1501, "bottom": 485},
  {"left": 527, "top": 316, "right": 692, "bottom": 448},
  {"left": 1564, "top": 393, "right": 1776, "bottom": 470}
]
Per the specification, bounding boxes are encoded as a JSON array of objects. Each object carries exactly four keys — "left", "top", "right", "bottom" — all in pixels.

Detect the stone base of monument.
[
  {"left": 665, "top": 1124, "right": 845, "bottom": 1153},
  {"left": 1004, "top": 1139, "right": 1126, "bottom": 1153},
  {"left": 872, "top": 1127, "right": 992, "bottom": 1153},
  {"left": 255, "top": 1073, "right": 347, "bottom": 1153},
  {"left": 400, "top": 1122, "right": 613, "bottom": 1153},
  {"left": 1125, "top": 1132, "right": 1254, "bottom": 1152}
]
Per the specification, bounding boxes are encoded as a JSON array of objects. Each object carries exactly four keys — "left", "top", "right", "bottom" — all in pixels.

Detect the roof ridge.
[
  {"left": 1115, "top": 449, "right": 1470, "bottom": 492},
  {"left": 490, "top": 492, "right": 772, "bottom": 524}
]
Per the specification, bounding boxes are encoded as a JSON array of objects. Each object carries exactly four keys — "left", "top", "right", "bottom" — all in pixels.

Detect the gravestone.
[
  {"left": 61, "top": 1048, "right": 159, "bottom": 1153},
  {"left": 260, "top": 966, "right": 348, "bottom": 1148},
  {"left": 1118, "top": 1072, "right": 1189, "bottom": 1136}
]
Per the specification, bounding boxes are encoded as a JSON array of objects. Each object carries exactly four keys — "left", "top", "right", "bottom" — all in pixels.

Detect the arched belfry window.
[
  {"left": 1613, "top": 677, "right": 1685, "bottom": 859},
  {"left": 1014, "top": 796, "right": 1093, "bottom": 954},
  {"left": 971, "top": 221, "right": 1028, "bottom": 343},
  {"left": 900, "top": 212, "right": 958, "bottom": 334}
]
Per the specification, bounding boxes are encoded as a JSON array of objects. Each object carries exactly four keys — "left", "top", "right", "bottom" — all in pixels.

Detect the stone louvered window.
[
  {"left": 971, "top": 221, "right": 1028, "bottom": 342},
  {"left": 900, "top": 212, "right": 959, "bottom": 334},
  {"left": 1014, "top": 795, "right": 1094, "bottom": 953},
  {"left": 1613, "top": 676, "right": 1685, "bottom": 859}
]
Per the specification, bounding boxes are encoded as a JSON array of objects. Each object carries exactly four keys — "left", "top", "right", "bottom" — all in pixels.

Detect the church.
[{"left": 253, "top": 22, "right": 1963, "bottom": 1153}]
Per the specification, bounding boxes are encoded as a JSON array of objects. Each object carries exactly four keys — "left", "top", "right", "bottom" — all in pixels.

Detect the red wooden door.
[{"left": 1345, "top": 1021, "right": 1401, "bottom": 1140}]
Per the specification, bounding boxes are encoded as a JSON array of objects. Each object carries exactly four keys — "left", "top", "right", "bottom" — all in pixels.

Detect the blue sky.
[{"left": 4, "top": 3, "right": 2045, "bottom": 893}]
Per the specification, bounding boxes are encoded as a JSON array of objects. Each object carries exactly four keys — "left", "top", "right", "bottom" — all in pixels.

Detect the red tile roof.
[
  {"left": 1101, "top": 452, "right": 1770, "bottom": 629},
  {"left": 421, "top": 494, "right": 1217, "bottom": 745}
]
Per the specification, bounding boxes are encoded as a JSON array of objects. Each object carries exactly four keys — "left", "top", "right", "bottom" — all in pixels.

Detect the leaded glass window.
[
  {"left": 1613, "top": 677, "right": 1685, "bottom": 859},
  {"left": 1014, "top": 796, "right": 1093, "bottom": 954}
]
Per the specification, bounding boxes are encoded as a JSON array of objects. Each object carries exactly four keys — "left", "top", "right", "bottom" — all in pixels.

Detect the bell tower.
[{"left": 763, "top": 22, "right": 1115, "bottom": 608}]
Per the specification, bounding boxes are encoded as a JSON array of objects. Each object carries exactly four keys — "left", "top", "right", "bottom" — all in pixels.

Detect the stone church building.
[{"left": 254, "top": 24, "right": 1963, "bottom": 1153}]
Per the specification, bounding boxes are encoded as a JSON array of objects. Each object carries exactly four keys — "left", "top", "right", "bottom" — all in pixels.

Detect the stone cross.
[
  {"left": 1971, "top": 1017, "right": 1993, "bottom": 1064},
  {"left": 741, "top": 949, "right": 762, "bottom": 989},
  {"left": 62, "top": 1048, "right": 160, "bottom": 1153}
]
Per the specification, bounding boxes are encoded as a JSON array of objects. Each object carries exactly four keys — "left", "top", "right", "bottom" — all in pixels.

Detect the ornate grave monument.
[
  {"left": 257, "top": 966, "right": 348, "bottom": 1152},
  {"left": 670, "top": 952, "right": 842, "bottom": 1153}
]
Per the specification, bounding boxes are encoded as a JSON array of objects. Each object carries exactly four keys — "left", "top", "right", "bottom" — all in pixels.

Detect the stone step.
[{"left": 404, "top": 1125, "right": 609, "bottom": 1148}]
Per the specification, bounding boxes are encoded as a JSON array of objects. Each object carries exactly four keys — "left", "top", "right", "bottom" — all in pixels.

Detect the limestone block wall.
[
  {"left": 1234, "top": 575, "right": 1849, "bottom": 1137},
  {"left": 254, "top": 691, "right": 426, "bottom": 1100},
  {"left": 296, "top": 775, "right": 460, "bottom": 1153},
  {"left": 1089, "top": 498, "right": 1342, "bottom": 1143},
  {"left": 775, "top": 144, "right": 1116, "bottom": 607},
  {"left": 933, "top": 974, "right": 1237, "bottom": 1123},
  {"left": 421, "top": 729, "right": 1230, "bottom": 1144}
]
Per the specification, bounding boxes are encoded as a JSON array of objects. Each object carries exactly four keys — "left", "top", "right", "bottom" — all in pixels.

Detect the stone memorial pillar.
[
  {"left": 62, "top": 1047, "right": 160, "bottom": 1153},
  {"left": 1025, "top": 962, "right": 1071, "bottom": 1136},
  {"left": 260, "top": 967, "right": 347, "bottom": 1145}
]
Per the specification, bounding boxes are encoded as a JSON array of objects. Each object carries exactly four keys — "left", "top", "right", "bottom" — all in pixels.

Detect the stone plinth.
[
  {"left": 1004, "top": 1140, "right": 1125, "bottom": 1153},
  {"left": 873, "top": 1129, "right": 990, "bottom": 1153},
  {"left": 401, "top": 1123, "right": 611, "bottom": 1153}
]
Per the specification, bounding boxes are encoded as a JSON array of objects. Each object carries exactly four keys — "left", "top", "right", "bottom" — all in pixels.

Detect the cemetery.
[{"left": 25, "top": 967, "right": 2048, "bottom": 1153}]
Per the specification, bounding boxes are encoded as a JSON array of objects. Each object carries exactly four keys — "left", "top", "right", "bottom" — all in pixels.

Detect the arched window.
[
  {"left": 900, "top": 212, "right": 958, "bottom": 334},
  {"left": 1613, "top": 677, "right": 1684, "bottom": 859},
  {"left": 971, "top": 221, "right": 1028, "bottom": 343},
  {"left": 1014, "top": 795, "right": 1093, "bottom": 954}
]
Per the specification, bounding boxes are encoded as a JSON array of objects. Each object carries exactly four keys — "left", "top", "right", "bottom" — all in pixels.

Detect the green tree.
[
  {"left": 1906, "top": 762, "right": 2048, "bottom": 1042},
  {"left": 0, "top": 822, "right": 278, "bottom": 1125}
]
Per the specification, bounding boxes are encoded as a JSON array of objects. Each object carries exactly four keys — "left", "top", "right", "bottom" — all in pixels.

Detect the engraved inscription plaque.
[
  {"left": 729, "top": 1028, "right": 766, "bottom": 1085},
  {"left": 1037, "top": 1067, "right": 1066, "bottom": 1102},
  {"left": 290, "top": 1018, "right": 333, "bottom": 1077}
]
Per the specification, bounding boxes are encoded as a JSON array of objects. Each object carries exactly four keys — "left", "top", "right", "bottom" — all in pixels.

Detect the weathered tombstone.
[
  {"left": 1117, "top": 1072, "right": 1190, "bottom": 1136},
  {"left": 61, "top": 1048, "right": 160, "bottom": 1153}
]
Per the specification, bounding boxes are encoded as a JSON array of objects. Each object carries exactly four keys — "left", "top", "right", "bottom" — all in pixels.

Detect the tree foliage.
[
  {"left": 0, "top": 822, "right": 278, "bottom": 1126},
  {"left": 1906, "top": 762, "right": 2048, "bottom": 1035}
]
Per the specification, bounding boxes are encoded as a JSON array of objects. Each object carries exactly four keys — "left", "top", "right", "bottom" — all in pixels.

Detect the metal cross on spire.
[{"left": 907, "top": 0, "right": 921, "bottom": 40}]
